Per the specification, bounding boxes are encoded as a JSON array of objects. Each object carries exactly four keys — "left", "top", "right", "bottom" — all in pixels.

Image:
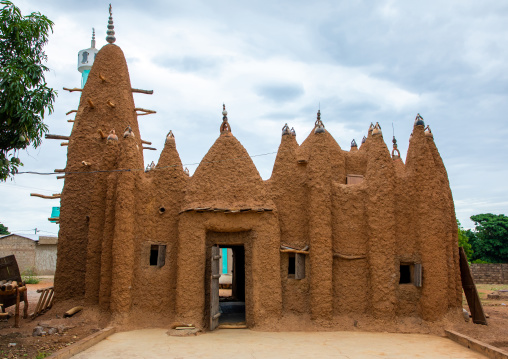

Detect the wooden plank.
[
  {"left": 445, "top": 329, "right": 508, "bottom": 359},
  {"left": 210, "top": 245, "right": 221, "bottom": 331},
  {"left": 157, "top": 245, "right": 166, "bottom": 268},
  {"left": 346, "top": 174, "right": 364, "bottom": 185},
  {"left": 280, "top": 249, "right": 310, "bottom": 254},
  {"left": 46, "top": 327, "right": 115, "bottom": 359},
  {"left": 459, "top": 247, "right": 487, "bottom": 325},
  {"left": 414, "top": 263, "right": 422, "bottom": 288},
  {"left": 295, "top": 253, "right": 306, "bottom": 280}
]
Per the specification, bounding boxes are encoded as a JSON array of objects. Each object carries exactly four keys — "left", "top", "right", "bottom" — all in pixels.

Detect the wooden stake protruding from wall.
[
  {"left": 88, "top": 99, "right": 95, "bottom": 108},
  {"left": 134, "top": 108, "right": 156, "bottom": 116},
  {"left": 66, "top": 110, "right": 77, "bottom": 116},
  {"left": 99, "top": 73, "right": 106, "bottom": 82},
  {"left": 30, "top": 193, "right": 61, "bottom": 199},
  {"left": 67, "top": 119, "right": 75, "bottom": 123},
  {"left": 60, "top": 142, "right": 69, "bottom": 146},
  {"left": 142, "top": 146, "right": 157, "bottom": 151},
  {"left": 141, "top": 139, "right": 152, "bottom": 145},
  {"left": 63, "top": 87, "right": 83, "bottom": 92},
  {"left": 56, "top": 175, "right": 65, "bottom": 180},
  {"left": 97, "top": 129, "right": 106, "bottom": 139},
  {"left": 107, "top": 100, "right": 115, "bottom": 108},
  {"left": 54, "top": 169, "right": 65, "bottom": 173},
  {"left": 131, "top": 88, "right": 153, "bottom": 94},
  {"left": 45, "top": 134, "right": 70, "bottom": 140},
  {"left": 82, "top": 161, "right": 91, "bottom": 166}
]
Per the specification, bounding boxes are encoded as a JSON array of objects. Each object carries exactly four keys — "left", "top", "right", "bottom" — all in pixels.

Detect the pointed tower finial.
[
  {"left": 372, "top": 122, "right": 382, "bottom": 136},
  {"left": 106, "top": 4, "right": 116, "bottom": 44},
  {"left": 314, "top": 109, "right": 325, "bottom": 134},
  {"left": 165, "top": 130, "right": 175, "bottom": 143},
  {"left": 351, "top": 139, "right": 357, "bottom": 148},
  {"left": 91, "top": 28, "right": 96, "bottom": 48},
  {"left": 282, "top": 123, "right": 291, "bottom": 136},
  {"left": 424, "top": 125, "right": 433, "bottom": 138},
  {"left": 290, "top": 127, "right": 296, "bottom": 136},
  {"left": 392, "top": 135, "right": 400, "bottom": 160},
  {"left": 220, "top": 104, "right": 232, "bottom": 135},
  {"left": 361, "top": 135, "right": 367, "bottom": 144},
  {"left": 414, "top": 113, "right": 425, "bottom": 127}
]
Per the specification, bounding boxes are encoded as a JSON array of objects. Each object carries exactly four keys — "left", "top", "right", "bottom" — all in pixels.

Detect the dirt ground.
[
  {"left": 0, "top": 277, "right": 102, "bottom": 359},
  {"left": 0, "top": 279, "right": 507, "bottom": 358},
  {"left": 452, "top": 283, "right": 508, "bottom": 352}
]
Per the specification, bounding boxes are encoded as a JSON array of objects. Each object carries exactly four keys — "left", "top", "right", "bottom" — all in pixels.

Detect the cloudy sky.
[{"left": 1, "top": 0, "right": 507, "bottom": 237}]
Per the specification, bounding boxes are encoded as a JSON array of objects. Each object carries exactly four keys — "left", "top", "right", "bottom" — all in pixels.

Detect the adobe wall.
[{"left": 471, "top": 264, "right": 508, "bottom": 284}]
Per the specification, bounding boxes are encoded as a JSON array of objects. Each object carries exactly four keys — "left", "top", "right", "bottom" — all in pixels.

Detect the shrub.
[{"left": 21, "top": 268, "right": 40, "bottom": 284}]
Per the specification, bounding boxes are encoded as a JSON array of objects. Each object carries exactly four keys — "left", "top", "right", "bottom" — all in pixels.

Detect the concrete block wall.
[
  {"left": 470, "top": 263, "right": 508, "bottom": 284},
  {"left": 0, "top": 235, "right": 58, "bottom": 276},
  {"left": 0, "top": 235, "right": 36, "bottom": 274},
  {"left": 35, "top": 244, "right": 58, "bottom": 275}
]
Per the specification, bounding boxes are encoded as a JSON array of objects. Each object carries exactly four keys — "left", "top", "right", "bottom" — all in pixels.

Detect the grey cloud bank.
[{"left": 1, "top": 0, "right": 506, "bottom": 236}]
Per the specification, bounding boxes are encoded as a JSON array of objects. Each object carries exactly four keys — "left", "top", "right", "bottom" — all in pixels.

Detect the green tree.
[
  {"left": 0, "top": 222, "right": 9, "bottom": 235},
  {"left": 468, "top": 213, "right": 508, "bottom": 263},
  {"left": 0, "top": 1, "right": 56, "bottom": 180},
  {"left": 457, "top": 219, "right": 473, "bottom": 260}
]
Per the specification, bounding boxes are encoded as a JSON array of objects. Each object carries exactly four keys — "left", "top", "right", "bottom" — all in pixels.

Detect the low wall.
[
  {"left": 470, "top": 263, "right": 508, "bottom": 284},
  {"left": 0, "top": 235, "right": 58, "bottom": 276}
]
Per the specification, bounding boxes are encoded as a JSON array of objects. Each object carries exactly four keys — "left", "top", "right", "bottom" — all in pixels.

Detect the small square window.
[
  {"left": 149, "top": 244, "right": 166, "bottom": 268},
  {"left": 399, "top": 262, "right": 422, "bottom": 287},
  {"left": 287, "top": 253, "right": 306, "bottom": 279}
]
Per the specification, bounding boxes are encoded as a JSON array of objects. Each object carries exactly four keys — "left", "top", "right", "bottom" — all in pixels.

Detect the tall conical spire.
[{"left": 106, "top": 4, "right": 116, "bottom": 44}]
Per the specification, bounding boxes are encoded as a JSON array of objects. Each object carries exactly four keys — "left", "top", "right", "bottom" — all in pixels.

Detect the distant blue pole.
[{"left": 222, "top": 248, "right": 228, "bottom": 274}]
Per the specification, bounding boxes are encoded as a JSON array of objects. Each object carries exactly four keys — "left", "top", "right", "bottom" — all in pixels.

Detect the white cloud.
[{"left": 2, "top": 0, "right": 508, "bottom": 235}]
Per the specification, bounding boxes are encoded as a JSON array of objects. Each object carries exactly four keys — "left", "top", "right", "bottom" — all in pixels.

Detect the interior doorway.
[{"left": 211, "top": 244, "right": 246, "bottom": 329}]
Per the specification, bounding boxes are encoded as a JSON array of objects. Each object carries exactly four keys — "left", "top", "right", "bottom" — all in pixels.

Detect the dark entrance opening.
[{"left": 218, "top": 245, "right": 245, "bottom": 326}]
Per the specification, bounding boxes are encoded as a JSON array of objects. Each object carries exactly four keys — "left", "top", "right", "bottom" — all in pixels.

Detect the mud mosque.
[{"left": 52, "top": 7, "right": 463, "bottom": 331}]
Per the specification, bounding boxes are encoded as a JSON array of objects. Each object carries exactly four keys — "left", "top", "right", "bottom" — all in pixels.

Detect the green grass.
[
  {"left": 21, "top": 268, "right": 40, "bottom": 284},
  {"left": 35, "top": 351, "right": 50, "bottom": 359}
]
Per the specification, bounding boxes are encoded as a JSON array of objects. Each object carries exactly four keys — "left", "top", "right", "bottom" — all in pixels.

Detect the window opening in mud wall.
[
  {"left": 288, "top": 254, "right": 296, "bottom": 276},
  {"left": 399, "top": 262, "right": 422, "bottom": 287},
  {"left": 150, "top": 244, "right": 166, "bottom": 268},
  {"left": 287, "top": 253, "right": 306, "bottom": 280}
]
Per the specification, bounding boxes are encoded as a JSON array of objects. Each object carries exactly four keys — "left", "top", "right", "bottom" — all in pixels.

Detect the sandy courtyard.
[{"left": 72, "top": 329, "right": 486, "bottom": 359}]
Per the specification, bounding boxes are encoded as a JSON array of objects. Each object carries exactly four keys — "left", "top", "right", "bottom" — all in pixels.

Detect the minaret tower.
[{"left": 77, "top": 28, "right": 99, "bottom": 87}]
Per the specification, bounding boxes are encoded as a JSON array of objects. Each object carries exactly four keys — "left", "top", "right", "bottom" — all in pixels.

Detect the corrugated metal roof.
[{"left": 0, "top": 233, "right": 39, "bottom": 242}]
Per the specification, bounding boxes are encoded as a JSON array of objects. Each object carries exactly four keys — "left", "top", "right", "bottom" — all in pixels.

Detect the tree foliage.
[
  {"left": 0, "top": 222, "right": 9, "bottom": 235},
  {"left": 0, "top": 1, "right": 56, "bottom": 180},
  {"left": 457, "top": 219, "right": 473, "bottom": 260},
  {"left": 468, "top": 213, "right": 508, "bottom": 263}
]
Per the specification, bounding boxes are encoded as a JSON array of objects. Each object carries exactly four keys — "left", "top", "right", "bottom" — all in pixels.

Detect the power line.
[
  {"left": 13, "top": 150, "right": 281, "bottom": 177},
  {"left": 1, "top": 183, "right": 61, "bottom": 193}
]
